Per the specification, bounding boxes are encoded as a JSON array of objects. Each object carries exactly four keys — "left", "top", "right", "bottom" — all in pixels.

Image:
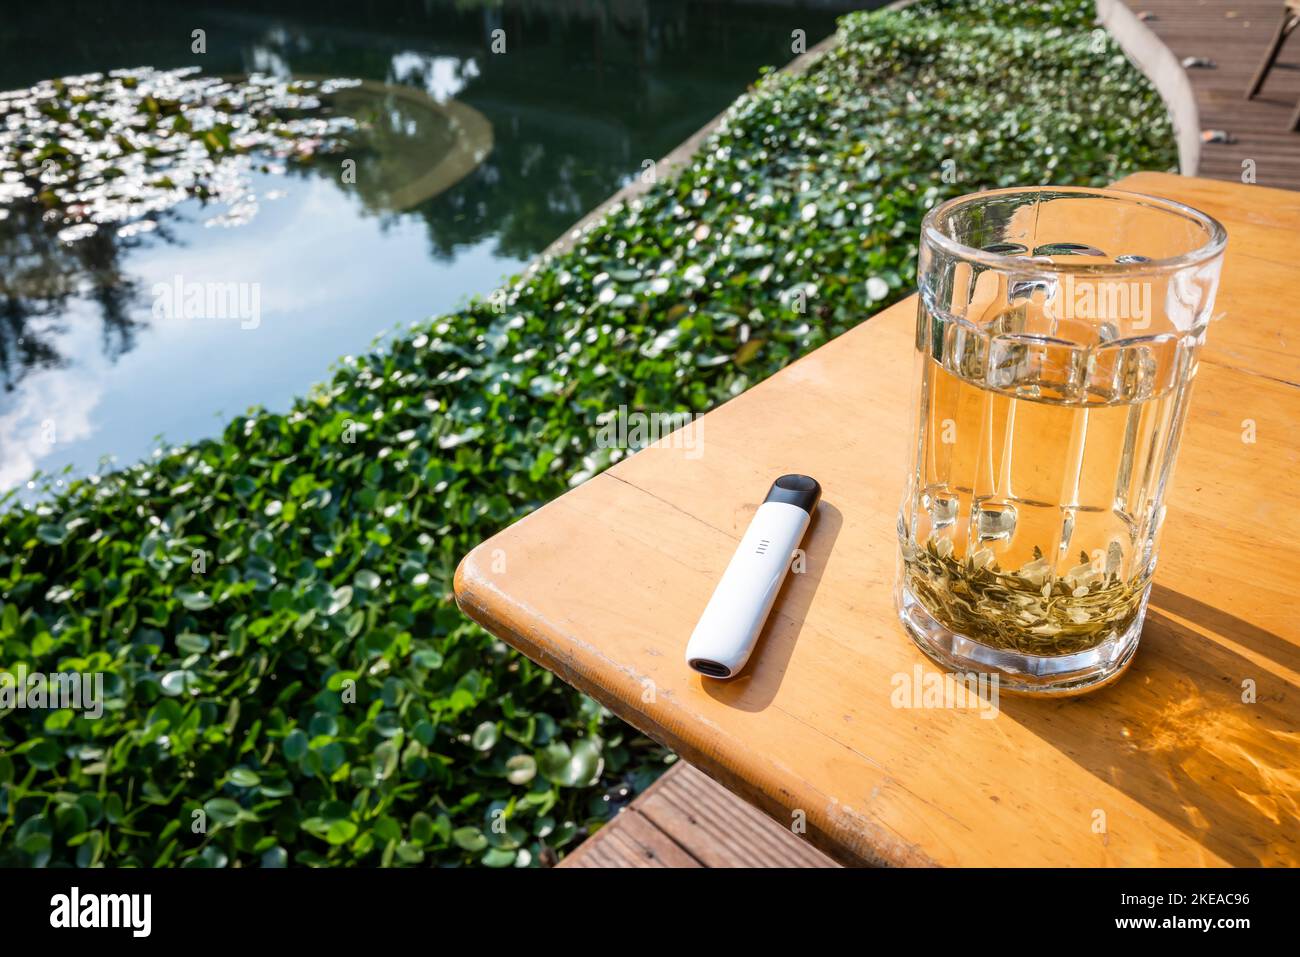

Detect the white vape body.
[{"left": 686, "top": 475, "right": 820, "bottom": 679}]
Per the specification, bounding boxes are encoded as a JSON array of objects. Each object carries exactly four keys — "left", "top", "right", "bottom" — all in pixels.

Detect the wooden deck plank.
[
  {"left": 1122, "top": 0, "right": 1300, "bottom": 190},
  {"left": 559, "top": 763, "right": 836, "bottom": 868},
  {"left": 636, "top": 764, "right": 838, "bottom": 868},
  {"left": 560, "top": 806, "right": 702, "bottom": 868}
]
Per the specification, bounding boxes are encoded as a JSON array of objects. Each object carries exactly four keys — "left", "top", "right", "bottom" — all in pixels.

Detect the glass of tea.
[{"left": 896, "top": 186, "right": 1226, "bottom": 695}]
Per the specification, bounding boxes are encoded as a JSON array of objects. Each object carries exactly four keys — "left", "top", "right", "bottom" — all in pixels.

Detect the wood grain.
[
  {"left": 559, "top": 763, "right": 838, "bottom": 868},
  {"left": 560, "top": 804, "right": 701, "bottom": 868},
  {"left": 456, "top": 174, "right": 1300, "bottom": 867}
]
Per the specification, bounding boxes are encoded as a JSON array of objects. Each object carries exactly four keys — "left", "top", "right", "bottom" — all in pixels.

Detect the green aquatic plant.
[{"left": 0, "top": 67, "right": 359, "bottom": 239}]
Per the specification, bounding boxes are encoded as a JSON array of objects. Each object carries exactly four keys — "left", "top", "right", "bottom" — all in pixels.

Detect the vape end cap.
[{"left": 688, "top": 658, "right": 733, "bottom": 678}]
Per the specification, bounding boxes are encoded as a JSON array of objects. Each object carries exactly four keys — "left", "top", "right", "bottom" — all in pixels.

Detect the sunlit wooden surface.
[{"left": 456, "top": 173, "right": 1300, "bottom": 867}]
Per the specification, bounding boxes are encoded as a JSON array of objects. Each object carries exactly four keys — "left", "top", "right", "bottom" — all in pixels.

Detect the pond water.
[{"left": 0, "top": 0, "right": 856, "bottom": 498}]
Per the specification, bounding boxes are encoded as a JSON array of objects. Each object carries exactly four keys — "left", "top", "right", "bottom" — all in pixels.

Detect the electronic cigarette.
[{"left": 685, "top": 474, "right": 821, "bottom": 679}]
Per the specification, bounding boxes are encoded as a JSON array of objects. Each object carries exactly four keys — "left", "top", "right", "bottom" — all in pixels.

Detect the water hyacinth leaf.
[
  {"left": 410, "top": 812, "right": 435, "bottom": 846},
  {"left": 354, "top": 569, "right": 382, "bottom": 592},
  {"left": 75, "top": 830, "right": 104, "bottom": 868},
  {"left": 103, "top": 794, "right": 125, "bottom": 824},
  {"left": 411, "top": 649, "right": 444, "bottom": 670},
  {"left": 505, "top": 755, "right": 537, "bottom": 785},
  {"left": 160, "top": 670, "right": 199, "bottom": 696},
  {"left": 261, "top": 847, "right": 288, "bottom": 868},
  {"left": 203, "top": 799, "right": 244, "bottom": 825},
  {"left": 328, "top": 586, "right": 354, "bottom": 614},
  {"left": 259, "top": 779, "right": 293, "bottom": 798},
  {"left": 538, "top": 739, "right": 605, "bottom": 788},
  {"left": 228, "top": 769, "right": 261, "bottom": 788},
  {"left": 36, "top": 524, "right": 68, "bottom": 545},
  {"left": 412, "top": 720, "right": 436, "bottom": 746},
  {"left": 55, "top": 803, "right": 88, "bottom": 837},
  {"left": 326, "top": 670, "right": 359, "bottom": 692},
  {"left": 395, "top": 842, "right": 424, "bottom": 864},
  {"left": 325, "top": 820, "right": 358, "bottom": 845},
  {"left": 175, "top": 587, "right": 213, "bottom": 611},
  {"left": 452, "top": 827, "right": 488, "bottom": 852},
  {"left": 76, "top": 794, "right": 103, "bottom": 827},
  {"left": 309, "top": 712, "right": 338, "bottom": 738},
  {"left": 27, "top": 740, "right": 63, "bottom": 770},
  {"left": 470, "top": 721, "right": 499, "bottom": 752},
  {"left": 282, "top": 730, "right": 309, "bottom": 762},
  {"left": 17, "top": 817, "right": 52, "bottom": 855},
  {"left": 482, "top": 848, "right": 517, "bottom": 868},
  {"left": 175, "top": 633, "right": 211, "bottom": 655}
]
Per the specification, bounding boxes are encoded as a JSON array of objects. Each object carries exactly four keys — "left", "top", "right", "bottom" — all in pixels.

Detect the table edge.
[{"left": 454, "top": 529, "right": 934, "bottom": 869}]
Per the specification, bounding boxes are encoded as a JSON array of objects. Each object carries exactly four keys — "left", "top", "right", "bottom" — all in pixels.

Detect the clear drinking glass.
[{"left": 896, "top": 186, "right": 1226, "bottom": 695}]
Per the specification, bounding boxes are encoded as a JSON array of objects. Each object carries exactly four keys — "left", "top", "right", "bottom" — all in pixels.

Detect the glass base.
[{"left": 895, "top": 581, "right": 1145, "bottom": 696}]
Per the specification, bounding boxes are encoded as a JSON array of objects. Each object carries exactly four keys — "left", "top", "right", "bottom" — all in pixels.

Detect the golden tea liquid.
[
  {"left": 898, "top": 299, "right": 1198, "bottom": 658},
  {"left": 898, "top": 186, "right": 1225, "bottom": 694}
]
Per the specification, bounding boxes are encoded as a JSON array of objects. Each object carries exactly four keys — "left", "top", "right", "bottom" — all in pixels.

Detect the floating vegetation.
[
  {"left": 0, "top": 67, "right": 361, "bottom": 239},
  {"left": 901, "top": 537, "right": 1148, "bottom": 656}
]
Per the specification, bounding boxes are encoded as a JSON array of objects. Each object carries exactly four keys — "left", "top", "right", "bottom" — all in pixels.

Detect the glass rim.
[{"left": 920, "top": 185, "right": 1228, "bottom": 275}]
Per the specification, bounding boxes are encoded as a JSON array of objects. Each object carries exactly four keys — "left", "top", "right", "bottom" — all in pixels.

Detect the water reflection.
[
  {"left": 326, "top": 80, "right": 492, "bottom": 212},
  {"left": 0, "top": 0, "right": 854, "bottom": 494},
  {"left": 0, "top": 75, "right": 490, "bottom": 393},
  {"left": 0, "top": 199, "right": 149, "bottom": 392}
]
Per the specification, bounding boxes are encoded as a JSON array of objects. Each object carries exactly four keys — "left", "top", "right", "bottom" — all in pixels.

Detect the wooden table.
[{"left": 455, "top": 173, "right": 1300, "bottom": 867}]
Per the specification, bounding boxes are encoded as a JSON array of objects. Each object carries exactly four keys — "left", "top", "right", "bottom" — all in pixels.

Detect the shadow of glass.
[
  {"left": 1149, "top": 582, "right": 1300, "bottom": 676},
  {"left": 994, "top": 602, "right": 1300, "bottom": 866}
]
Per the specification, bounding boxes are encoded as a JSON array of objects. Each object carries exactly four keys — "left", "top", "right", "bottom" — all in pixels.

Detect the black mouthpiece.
[{"left": 763, "top": 474, "right": 821, "bottom": 515}]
